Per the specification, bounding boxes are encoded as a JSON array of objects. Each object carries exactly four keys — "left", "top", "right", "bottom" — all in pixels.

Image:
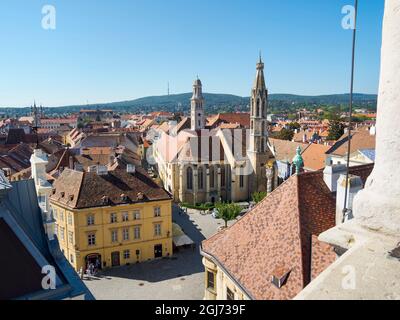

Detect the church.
[{"left": 152, "top": 57, "right": 277, "bottom": 204}]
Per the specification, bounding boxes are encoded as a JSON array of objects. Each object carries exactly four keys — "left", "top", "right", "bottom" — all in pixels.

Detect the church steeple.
[
  {"left": 250, "top": 55, "right": 268, "bottom": 153},
  {"left": 191, "top": 77, "right": 205, "bottom": 131}
]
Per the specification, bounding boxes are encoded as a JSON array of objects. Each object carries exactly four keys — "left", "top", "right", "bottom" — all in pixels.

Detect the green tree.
[
  {"left": 327, "top": 120, "right": 345, "bottom": 141},
  {"left": 215, "top": 202, "right": 242, "bottom": 228},
  {"left": 252, "top": 191, "right": 267, "bottom": 204},
  {"left": 288, "top": 122, "right": 301, "bottom": 131},
  {"left": 276, "top": 128, "right": 295, "bottom": 141}
]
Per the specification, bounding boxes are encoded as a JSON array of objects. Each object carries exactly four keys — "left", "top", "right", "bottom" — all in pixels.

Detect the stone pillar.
[
  {"left": 179, "top": 164, "right": 184, "bottom": 202},
  {"left": 230, "top": 167, "right": 236, "bottom": 202},
  {"left": 205, "top": 166, "right": 210, "bottom": 202},
  {"left": 353, "top": 0, "right": 400, "bottom": 236},
  {"left": 217, "top": 166, "right": 222, "bottom": 202},
  {"left": 193, "top": 166, "right": 198, "bottom": 205}
]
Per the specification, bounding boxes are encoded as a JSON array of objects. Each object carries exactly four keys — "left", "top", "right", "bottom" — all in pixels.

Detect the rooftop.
[{"left": 50, "top": 167, "right": 171, "bottom": 209}]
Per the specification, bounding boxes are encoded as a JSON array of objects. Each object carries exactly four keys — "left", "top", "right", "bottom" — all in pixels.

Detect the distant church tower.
[
  {"left": 191, "top": 78, "right": 205, "bottom": 131},
  {"left": 248, "top": 55, "right": 275, "bottom": 193}
]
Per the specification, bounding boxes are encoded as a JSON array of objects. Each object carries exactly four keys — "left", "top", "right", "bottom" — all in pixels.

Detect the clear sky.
[{"left": 0, "top": 0, "right": 384, "bottom": 107}]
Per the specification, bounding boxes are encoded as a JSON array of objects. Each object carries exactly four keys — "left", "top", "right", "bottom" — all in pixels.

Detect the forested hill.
[{"left": 0, "top": 93, "right": 377, "bottom": 116}]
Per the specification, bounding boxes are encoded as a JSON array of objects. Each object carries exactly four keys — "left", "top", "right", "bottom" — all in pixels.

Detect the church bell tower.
[
  {"left": 191, "top": 77, "right": 205, "bottom": 131},
  {"left": 248, "top": 55, "right": 275, "bottom": 193}
]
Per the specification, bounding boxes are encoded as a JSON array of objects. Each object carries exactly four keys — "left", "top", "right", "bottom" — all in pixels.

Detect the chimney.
[
  {"left": 109, "top": 154, "right": 116, "bottom": 165},
  {"left": 96, "top": 165, "right": 108, "bottom": 176},
  {"left": 127, "top": 164, "right": 136, "bottom": 174},
  {"left": 323, "top": 164, "right": 347, "bottom": 192},
  {"left": 369, "top": 125, "right": 376, "bottom": 136},
  {"left": 335, "top": 174, "right": 364, "bottom": 225}
]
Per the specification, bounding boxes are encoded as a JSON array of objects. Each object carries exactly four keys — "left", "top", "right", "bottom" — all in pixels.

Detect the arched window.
[
  {"left": 221, "top": 166, "right": 226, "bottom": 187},
  {"left": 198, "top": 167, "right": 204, "bottom": 190},
  {"left": 210, "top": 167, "right": 215, "bottom": 189},
  {"left": 187, "top": 167, "right": 193, "bottom": 190},
  {"left": 256, "top": 99, "right": 260, "bottom": 117}
]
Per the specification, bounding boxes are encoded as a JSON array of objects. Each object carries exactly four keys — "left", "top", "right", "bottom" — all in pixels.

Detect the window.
[
  {"left": 70, "top": 254, "right": 74, "bottom": 264},
  {"left": 154, "top": 223, "right": 162, "bottom": 237},
  {"left": 154, "top": 207, "right": 161, "bottom": 217},
  {"left": 207, "top": 271, "right": 215, "bottom": 290},
  {"left": 88, "top": 233, "right": 96, "bottom": 246},
  {"left": 134, "top": 226, "right": 141, "bottom": 239},
  {"left": 239, "top": 175, "right": 244, "bottom": 188},
  {"left": 122, "top": 212, "right": 129, "bottom": 222},
  {"left": 87, "top": 215, "right": 95, "bottom": 226},
  {"left": 68, "top": 231, "right": 74, "bottom": 245},
  {"left": 210, "top": 167, "right": 215, "bottom": 189},
  {"left": 221, "top": 167, "right": 226, "bottom": 187},
  {"left": 123, "top": 228, "right": 129, "bottom": 241},
  {"left": 198, "top": 167, "right": 204, "bottom": 189},
  {"left": 133, "top": 210, "right": 141, "bottom": 220},
  {"left": 53, "top": 208, "right": 58, "bottom": 220},
  {"left": 187, "top": 167, "right": 193, "bottom": 190},
  {"left": 123, "top": 250, "right": 130, "bottom": 260},
  {"left": 38, "top": 194, "right": 46, "bottom": 204},
  {"left": 110, "top": 213, "right": 117, "bottom": 224},
  {"left": 59, "top": 227, "right": 65, "bottom": 241},
  {"left": 59, "top": 211, "right": 64, "bottom": 222},
  {"left": 111, "top": 230, "right": 118, "bottom": 243},
  {"left": 227, "top": 287, "right": 235, "bottom": 300},
  {"left": 68, "top": 213, "right": 73, "bottom": 225}
]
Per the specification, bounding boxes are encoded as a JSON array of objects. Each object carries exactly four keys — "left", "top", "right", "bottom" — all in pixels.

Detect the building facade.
[{"left": 49, "top": 166, "right": 173, "bottom": 272}]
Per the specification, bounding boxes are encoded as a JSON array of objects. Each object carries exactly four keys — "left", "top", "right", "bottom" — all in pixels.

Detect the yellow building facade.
[
  {"left": 202, "top": 257, "right": 249, "bottom": 300},
  {"left": 51, "top": 199, "right": 173, "bottom": 271}
]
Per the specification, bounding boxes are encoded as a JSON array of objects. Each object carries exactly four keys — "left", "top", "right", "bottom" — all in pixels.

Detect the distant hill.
[{"left": 0, "top": 93, "right": 377, "bottom": 117}]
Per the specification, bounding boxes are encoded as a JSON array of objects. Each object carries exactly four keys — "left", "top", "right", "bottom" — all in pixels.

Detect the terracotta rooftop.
[
  {"left": 269, "top": 138, "right": 306, "bottom": 162},
  {"left": 207, "top": 113, "right": 250, "bottom": 129},
  {"left": 201, "top": 164, "right": 374, "bottom": 300},
  {"left": 301, "top": 143, "right": 331, "bottom": 171},
  {"left": 326, "top": 128, "right": 376, "bottom": 156},
  {"left": 50, "top": 167, "right": 171, "bottom": 210}
]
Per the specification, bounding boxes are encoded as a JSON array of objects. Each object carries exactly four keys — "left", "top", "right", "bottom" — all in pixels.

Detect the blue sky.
[{"left": 0, "top": 0, "right": 384, "bottom": 107}]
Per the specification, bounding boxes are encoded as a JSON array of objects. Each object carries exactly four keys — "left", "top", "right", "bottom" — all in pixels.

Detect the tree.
[
  {"left": 215, "top": 202, "right": 242, "bottom": 228},
  {"left": 252, "top": 191, "right": 267, "bottom": 204},
  {"left": 276, "top": 128, "right": 295, "bottom": 141},
  {"left": 327, "top": 120, "right": 345, "bottom": 141},
  {"left": 288, "top": 122, "right": 301, "bottom": 131}
]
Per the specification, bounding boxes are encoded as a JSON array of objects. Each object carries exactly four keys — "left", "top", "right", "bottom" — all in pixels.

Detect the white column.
[{"left": 353, "top": 0, "right": 400, "bottom": 236}]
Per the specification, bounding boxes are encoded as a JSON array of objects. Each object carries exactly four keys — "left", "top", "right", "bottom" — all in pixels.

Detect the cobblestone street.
[{"left": 84, "top": 205, "right": 234, "bottom": 300}]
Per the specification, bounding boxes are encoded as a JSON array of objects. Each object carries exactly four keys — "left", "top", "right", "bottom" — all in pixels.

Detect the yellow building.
[{"left": 49, "top": 165, "right": 173, "bottom": 271}]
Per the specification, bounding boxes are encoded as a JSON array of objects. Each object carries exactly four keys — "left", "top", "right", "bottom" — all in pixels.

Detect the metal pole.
[{"left": 342, "top": 0, "right": 358, "bottom": 223}]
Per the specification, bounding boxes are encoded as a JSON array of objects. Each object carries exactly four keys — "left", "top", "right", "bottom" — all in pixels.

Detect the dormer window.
[
  {"left": 137, "top": 192, "right": 144, "bottom": 201},
  {"left": 60, "top": 192, "right": 65, "bottom": 198},
  {"left": 271, "top": 267, "right": 291, "bottom": 289}
]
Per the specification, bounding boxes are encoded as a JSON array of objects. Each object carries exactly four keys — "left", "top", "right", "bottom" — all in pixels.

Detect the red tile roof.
[
  {"left": 50, "top": 168, "right": 171, "bottom": 209},
  {"left": 201, "top": 164, "right": 374, "bottom": 300}
]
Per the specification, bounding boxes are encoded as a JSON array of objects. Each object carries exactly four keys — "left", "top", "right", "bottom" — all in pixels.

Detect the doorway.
[
  {"left": 111, "top": 251, "right": 120, "bottom": 267},
  {"left": 154, "top": 244, "right": 163, "bottom": 258}
]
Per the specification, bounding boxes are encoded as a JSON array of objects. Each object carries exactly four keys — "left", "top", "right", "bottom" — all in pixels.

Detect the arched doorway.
[{"left": 85, "top": 253, "right": 102, "bottom": 270}]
